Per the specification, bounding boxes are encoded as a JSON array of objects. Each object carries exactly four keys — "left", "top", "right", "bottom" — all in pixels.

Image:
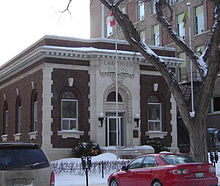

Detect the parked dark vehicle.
[
  {"left": 0, "top": 142, "right": 54, "bottom": 186},
  {"left": 108, "top": 152, "right": 218, "bottom": 186}
]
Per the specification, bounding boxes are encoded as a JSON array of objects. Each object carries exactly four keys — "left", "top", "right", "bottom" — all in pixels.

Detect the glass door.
[{"left": 107, "top": 116, "right": 122, "bottom": 146}]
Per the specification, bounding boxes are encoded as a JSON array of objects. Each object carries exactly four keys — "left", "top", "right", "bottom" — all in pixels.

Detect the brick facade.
[{"left": 0, "top": 36, "right": 180, "bottom": 160}]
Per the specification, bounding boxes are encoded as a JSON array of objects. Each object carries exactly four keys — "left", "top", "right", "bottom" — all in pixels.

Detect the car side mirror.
[{"left": 121, "top": 166, "right": 128, "bottom": 171}]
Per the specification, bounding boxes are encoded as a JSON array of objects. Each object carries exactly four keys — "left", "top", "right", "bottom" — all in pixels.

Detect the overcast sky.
[{"left": 0, "top": 0, "right": 90, "bottom": 66}]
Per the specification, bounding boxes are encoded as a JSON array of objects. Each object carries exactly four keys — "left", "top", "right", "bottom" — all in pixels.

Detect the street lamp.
[{"left": 98, "top": 112, "right": 104, "bottom": 127}]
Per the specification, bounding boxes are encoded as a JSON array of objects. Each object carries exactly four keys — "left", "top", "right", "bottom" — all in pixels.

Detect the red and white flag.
[{"left": 110, "top": 11, "right": 115, "bottom": 27}]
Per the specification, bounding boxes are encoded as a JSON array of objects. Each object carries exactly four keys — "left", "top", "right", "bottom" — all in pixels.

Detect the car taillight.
[
  {"left": 209, "top": 165, "right": 216, "bottom": 173},
  {"left": 50, "top": 171, "right": 55, "bottom": 186},
  {"left": 170, "top": 169, "right": 190, "bottom": 175}
]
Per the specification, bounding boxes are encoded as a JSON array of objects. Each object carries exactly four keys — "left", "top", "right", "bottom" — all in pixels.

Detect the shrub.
[
  {"left": 146, "top": 140, "right": 170, "bottom": 153},
  {"left": 72, "top": 141, "right": 101, "bottom": 158}
]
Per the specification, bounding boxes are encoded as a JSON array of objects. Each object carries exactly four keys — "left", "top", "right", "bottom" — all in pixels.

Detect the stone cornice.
[{"left": 0, "top": 44, "right": 182, "bottom": 83}]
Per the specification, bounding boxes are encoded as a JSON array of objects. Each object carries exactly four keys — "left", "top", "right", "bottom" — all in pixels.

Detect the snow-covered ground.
[{"left": 53, "top": 153, "right": 220, "bottom": 186}]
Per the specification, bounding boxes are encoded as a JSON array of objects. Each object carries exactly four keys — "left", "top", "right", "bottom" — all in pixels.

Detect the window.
[
  {"left": 31, "top": 90, "right": 38, "bottom": 132},
  {"left": 138, "top": 1, "right": 145, "bottom": 21},
  {"left": 61, "top": 91, "right": 78, "bottom": 130},
  {"left": 128, "top": 156, "right": 145, "bottom": 169},
  {"left": 195, "top": 5, "right": 204, "bottom": 35},
  {"left": 3, "top": 101, "right": 8, "bottom": 135},
  {"left": 142, "top": 156, "right": 157, "bottom": 168},
  {"left": 210, "top": 97, "right": 220, "bottom": 112},
  {"left": 15, "top": 96, "right": 22, "bottom": 133},
  {"left": 169, "top": 0, "right": 182, "bottom": 5},
  {"left": 152, "top": 0, "right": 159, "bottom": 14},
  {"left": 147, "top": 96, "right": 162, "bottom": 131},
  {"left": 107, "top": 91, "right": 123, "bottom": 102},
  {"left": 140, "top": 30, "right": 146, "bottom": 43},
  {"left": 178, "top": 52, "right": 186, "bottom": 82},
  {"left": 152, "top": 24, "right": 160, "bottom": 46},
  {"left": 177, "top": 13, "right": 185, "bottom": 39},
  {"left": 160, "top": 154, "right": 198, "bottom": 165},
  {"left": 106, "top": 16, "right": 113, "bottom": 37}
]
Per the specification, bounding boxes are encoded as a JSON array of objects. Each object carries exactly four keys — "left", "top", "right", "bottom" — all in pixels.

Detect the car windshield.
[
  {"left": 160, "top": 154, "right": 199, "bottom": 165},
  {"left": 0, "top": 147, "right": 49, "bottom": 170}
]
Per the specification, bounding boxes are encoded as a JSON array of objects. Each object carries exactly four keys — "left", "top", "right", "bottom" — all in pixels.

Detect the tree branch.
[
  {"left": 60, "top": 0, "right": 72, "bottom": 14},
  {"left": 202, "top": 1, "right": 220, "bottom": 63}
]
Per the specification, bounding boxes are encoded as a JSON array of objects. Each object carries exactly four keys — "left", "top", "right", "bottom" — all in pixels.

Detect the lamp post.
[{"left": 81, "top": 156, "right": 92, "bottom": 186}]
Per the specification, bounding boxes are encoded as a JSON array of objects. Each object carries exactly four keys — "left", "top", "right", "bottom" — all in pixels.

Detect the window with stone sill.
[
  {"left": 140, "top": 30, "right": 146, "bottom": 43},
  {"left": 61, "top": 90, "right": 78, "bottom": 131},
  {"left": 137, "top": 1, "right": 145, "bottom": 22},
  {"left": 30, "top": 90, "right": 38, "bottom": 132},
  {"left": 15, "top": 96, "right": 22, "bottom": 134},
  {"left": 3, "top": 100, "right": 8, "bottom": 135},
  {"left": 177, "top": 13, "right": 185, "bottom": 40},
  {"left": 147, "top": 95, "right": 162, "bottom": 132},
  {"left": 178, "top": 52, "right": 186, "bottom": 82},
  {"left": 152, "top": 24, "right": 160, "bottom": 46},
  {"left": 195, "top": 4, "right": 205, "bottom": 35},
  {"left": 152, "top": 0, "right": 159, "bottom": 15}
]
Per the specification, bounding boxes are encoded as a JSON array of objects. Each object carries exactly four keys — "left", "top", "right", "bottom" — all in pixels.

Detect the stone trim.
[
  {"left": 1, "top": 134, "right": 8, "bottom": 142},
  {"left": 57, "top": 130, "right": 84, "bottom": 139},
  {"left": 13, "top": 133, "right": 22, "bottom": 141},
  {"left": 145, "top": 131, "right": 168, "bottom": 139},
  {"left": 28, "top": 131, "right": 38, "bottom": 140}
]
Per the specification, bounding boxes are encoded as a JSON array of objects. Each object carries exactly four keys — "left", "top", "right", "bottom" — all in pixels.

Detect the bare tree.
[{"left": 95, "top": 0, "right": 220, "bottom": 162}]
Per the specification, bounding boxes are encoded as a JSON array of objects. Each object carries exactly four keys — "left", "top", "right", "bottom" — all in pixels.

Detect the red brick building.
[{"left": 0, "top": 36, "right": 181, "bottom": 160}]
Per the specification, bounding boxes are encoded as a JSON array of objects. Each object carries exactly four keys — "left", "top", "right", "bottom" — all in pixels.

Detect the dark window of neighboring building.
[
  {"left": 30, "top": 90, "right": 38, "bottom": 132},
  {"left": 211, "top": 97, "right": 220, "bottom": 112},
  {"left": 15, "top": 96, "right": 22, "bottom": 133},
  {"left": 107, "top": 91, "right": 123, "bottom": 102},
  {"left": 147, "top": 96, "right": 162, "bottom": 131},
  {"left": 61, "top": 90, "right": 78, "bottom": 130},
  {"left": 3, "top": 101, "right": 8, "bottom": 135}
]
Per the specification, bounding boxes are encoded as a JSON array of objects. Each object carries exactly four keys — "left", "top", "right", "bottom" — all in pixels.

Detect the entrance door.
[{"left": 107, "top": 117, "right": 123, "bottom": 146}]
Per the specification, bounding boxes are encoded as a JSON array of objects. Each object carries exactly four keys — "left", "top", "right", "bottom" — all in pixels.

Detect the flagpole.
[
  {"left": 111, "top": 9, "right": 119, "bottom": 158},
  {"left": 115, "top": 26, "right": 119, "bottom": 158},
  {"left": 187, "top": 2, "right": 195, "bottom": 115}
]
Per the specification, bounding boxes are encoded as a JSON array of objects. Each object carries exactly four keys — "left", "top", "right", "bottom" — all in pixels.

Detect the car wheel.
[
  {"left": 110, "top": 178, "right": 119, "bottom": 186},
  {"left": 151, "top": 180, "right": 162, "bottom": 186}
]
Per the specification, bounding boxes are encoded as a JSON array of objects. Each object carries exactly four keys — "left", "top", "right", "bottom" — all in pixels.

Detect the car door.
[
  {"left": 118, "top": 156, "right": 145, "bottom": 186},
  {"left": 133, "top": 156, "right": 158, "bottom": 186}
]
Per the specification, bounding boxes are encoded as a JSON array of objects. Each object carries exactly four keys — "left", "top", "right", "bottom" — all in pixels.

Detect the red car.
[{"left": 108, "top": 153, "right": 218, "bottom": 186}]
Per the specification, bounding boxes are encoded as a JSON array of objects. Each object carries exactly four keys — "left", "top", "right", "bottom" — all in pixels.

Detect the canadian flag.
[{"left": 110, "top": 11, "right": 115, "bottom": 27}]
